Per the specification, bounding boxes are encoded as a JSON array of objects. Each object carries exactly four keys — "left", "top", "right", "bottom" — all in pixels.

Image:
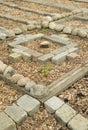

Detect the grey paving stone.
[
  {"left": 11, "top": 74, "right": 24, "bottom": 83},
  {"left": 16, "top": 45, "right": 28, "bottom": 51},
  {"left": 68, "top": 114, "right": 88, "bottom": 130},
  {"left": 0, "top": 112, "right": 16, "bottom": 130},
  {"left": 5, "top": 105, "right": 27, "bottom": 125},
  {"left": 16, "top": 95, "right": 40, "bottom": 115},
  {"left": 25, "top": 48, "right": 42, "bottom": 61},
  {"left": 0, "top": 32, "right": 7, "bottom": 40},
  {"left": 78, "top": 29, "right": 87, "bottom": 38},
  {"left": 3, "top": 66, "right": 16, "bottom": 78},
  {"left": 55, "top": 104, "right": 76, "bottom": 125},
  {"left": 0, "top": 63, "right": 7, "bottom": 74},
  {"left": 38, "top": 53, "right": 54, "bottom": 64},
  {"left": 52, "top": 51, "right": 67, "bottom": 64},
  {"left": 22, "top": 52, "right": 32, "bottom": 62},
  {"left": 43, "top": 34, "right": 70, "bottom": 45},
  {"left": 29, "top": 84, "right": 49, "bottom": 99},
  {"left": 67, "top": 47, "right": 78, "bottom": 53},
  {"left": 25, "top": 80, "right": 36, "bottom": 91},
  {"left": 51, "top": 46, "right": 67, "bottom": 55},
  {"left": 17, "top": 77, "right": 30, "bottom": 87},
  {"left": 67, "top": 53, "right": 79, "bottom": 60},
  {"left": 11, "top": 48, "right": 24, "bottom": 54},
  {"left": 63, "top": 27, "right": 73, "bottom": 34},
  {"left": 44, "top": 96, "right": 64, "bottom": 113},
  {"left": 8, "top": 53, "right": 22, "bottom": 62}
]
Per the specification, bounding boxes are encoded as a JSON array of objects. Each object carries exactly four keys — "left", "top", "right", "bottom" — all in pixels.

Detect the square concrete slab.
[
  {"left": 0, "top": 112, "right": 16, "bottom": 130},
  {"left": 55, "top": 104, "right": 76, "bottom": 125},
  {"left": 16, "top": 95, "right": 40, "bottom": 116},
  {"left": 68, "top": 114, "right": 88, "bottom": 130},
  {"left": 5, "top": 104, "right": 27, "bottom": 125},
  {"left": 44, "top": 96, "right": 65, "bottom": 113}
]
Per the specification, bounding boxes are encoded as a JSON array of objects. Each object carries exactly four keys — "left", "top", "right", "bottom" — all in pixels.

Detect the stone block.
[
  {"left": 44, "top": 96, "right": 64, "bottom": 113},
  {"left": 0, "top": 32, "right": 7, "bottom": 40},
  {"left": 68, "top": 114, "right": 88, "bottom": 130},
  {"left": 17, "top": 77, "right": 30, "bottom": 87},
  {"left": 0, "top": 63, "right": 7, "bottom": 74},
  {"left": 3, "top": 66, "right": 16, "bottom": 78},
  {"left": 21, "top": 52, "right": 32, "bottom": 62},
  {"left": 52, "top": 51, "right": 67, "bottom": 64},
  {"left": 67, "top": 53, "right": 79, "bottom": 60},
  {"left": 55, "top": 104, "right": 76, "bottom": 125},
  {"left": 38, "top": 53, "right": 54, "bottom": 64},
  {"left": 49, "top": 22, "right": 56, "bottom": 29},
  {"left": 5, "top": 30, "right": 15, "bottom": 37},
  {"left": 16, "top": 95, "right": 40, "bottom": 116},
  {"left": 63, "top": 27, "right": 73, "bottom": 34},
  {"left": 11, "top": 74, "right": 24, "bottom": 83},
  {"left": 15, "top": 45, "right": 28, "bottom": 50},
  {"left": 12, "top": 48, "right": 23, "bottom": 54},
  {"left": 8, "top": 53, "right": 22, "bottom": 62},
  {"left": 13, "top": 27, "right": 22, "bottom": 35},
  {"left": 5, "top": 105, "right": 27, "bottom": 125},
  {"left": 25, "top": 80, "right": 36, "bottom": 91},
  {"left": 0, "top": 112, "right": 16, "bottom": 130},
  {"left": 25, "top": 49, "right": 42, "bottom": 61},
  {"left": 78, "top": 29, "right": 87, "bottom": 38}
]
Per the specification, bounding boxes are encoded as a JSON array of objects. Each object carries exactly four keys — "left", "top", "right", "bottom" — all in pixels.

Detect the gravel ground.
[
  {"left": 17, "top": 106, "right": 69, "bottom": 130},
  {"left": 0, "top": 80, "right": 22, "bottom": 112},
  {"left": 4, "top": 0, "right": 88, "bottom": 8},
  {"left": 63, "top": 20, "right": 88, "bottom": 29},
  {"left": 4, "top": 0, "right": 69, "bottom": 13},
  {"left": 59, "top": 74, "right": 88, "bottom": 119},
  {"left": 0, "top": 18, "right": 26, "bottom": 29},
  {"left": 0, "top": 5, "right": 43, "bottom": 21}
]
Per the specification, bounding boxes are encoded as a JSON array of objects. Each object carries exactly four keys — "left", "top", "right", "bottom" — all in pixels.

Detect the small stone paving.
[{"left": 0, "top": 0, "right": 88, "bottom": 129}]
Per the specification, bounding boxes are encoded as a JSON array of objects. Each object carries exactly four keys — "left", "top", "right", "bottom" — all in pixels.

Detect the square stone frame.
[{"left": 9, "top": 33, "right": 78, "bottom": 64}]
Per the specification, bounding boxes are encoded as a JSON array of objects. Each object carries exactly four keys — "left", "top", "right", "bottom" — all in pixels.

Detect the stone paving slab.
[
  {"left": 55, "top": 104, "right": 76, "bottom": 125},
  {"left": 5, "top": 104, "right": 27, "bottom": 125},
  {"left": 68, "top": 114, "right": 88, "bottom": 130},
  {"left": 16, "top": 94, "right": 40, "bottom": 115},
  {"left": 0, "top": 112, "right": 16, "bottom": 130},
  {"left": 44, "top": 96, "right": 65, "bottom": 113}
]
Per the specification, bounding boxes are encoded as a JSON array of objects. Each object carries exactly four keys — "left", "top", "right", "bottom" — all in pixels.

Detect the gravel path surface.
[{"left": 0, "top": 80, "right": 22, "bottom": 112}]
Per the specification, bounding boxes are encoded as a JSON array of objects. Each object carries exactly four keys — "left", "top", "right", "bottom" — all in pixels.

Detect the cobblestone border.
[
  {"left": 0, "top": 60, "right": 88, "bottom": 130},
  {"left": 44, "top": 96, "right": 88, "bottom": 130},
  {"left": 0, "top": 59, "right": 88, "bottom": 129},
  {"left": 48, "top": 9, "right": 88, "bottom": 38},
  {"left": 0, "top": 93, "right": 40, "bottom": 130},
  {"left": 8, "top": 33, "right": 78, "bottom": 64}
]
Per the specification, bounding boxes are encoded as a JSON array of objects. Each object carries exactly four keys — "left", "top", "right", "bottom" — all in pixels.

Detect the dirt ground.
[
  {"left": 0, "top": 80, "right": 22, "bottom": 112},
  {"left": 0, "top": 0, "right": 88, "bottom": 129}
]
